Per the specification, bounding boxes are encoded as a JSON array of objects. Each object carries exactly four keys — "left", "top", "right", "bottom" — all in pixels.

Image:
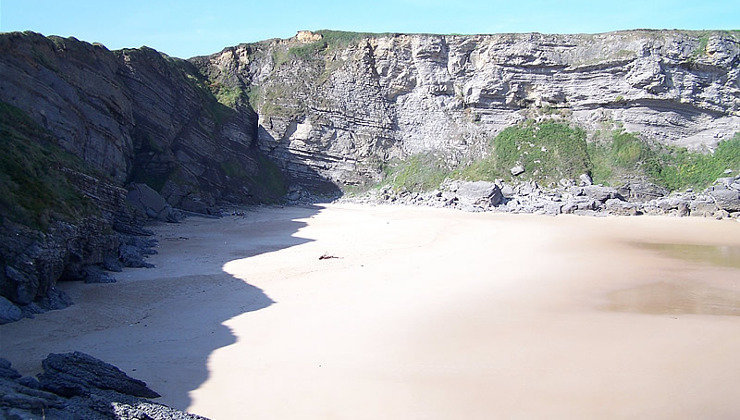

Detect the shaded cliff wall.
[
  {"left": 0, "top": 31, "right": 286, "bottom": 209},
  {"left": 193, "top": 30, "right": 739, "bottom": 186},
  {"left": 0, "top": 32, "right": 289, "bottom": 316}
]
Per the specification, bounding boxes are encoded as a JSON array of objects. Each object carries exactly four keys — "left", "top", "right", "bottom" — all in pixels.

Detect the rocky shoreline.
[
  {"left": 0, "top": 352, "right": 206, "bottom": 419},
  {"left": 0, "top": 182, "right": 185, "bottom": 325},
  {"left": 341, "top": 174, "right": 740, "bottom": 220}
]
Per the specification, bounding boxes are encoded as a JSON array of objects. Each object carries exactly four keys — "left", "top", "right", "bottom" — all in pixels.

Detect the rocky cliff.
[
  {"left": 0, "top": 29, "right": 738, "bottom": 319},
  {"left": 1, "top": 31, "right": 288, "bottom": 210},
  {"left": 0, "top": 32, "right": 288, "bottom": 320},
  {"left": 194, "top": 30, "right": 739, "bottom": 186}
]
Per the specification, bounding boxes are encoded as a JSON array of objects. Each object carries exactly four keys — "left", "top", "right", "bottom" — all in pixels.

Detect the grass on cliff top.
[
  {"left": 0, "top": 102, "right": 97, "bottom": 230},
  {"left": 380, "top": 121, "right": 740, "bottom": 193},
  {"left": 277, "top": 30, "right": 382, "bottom": 65}
]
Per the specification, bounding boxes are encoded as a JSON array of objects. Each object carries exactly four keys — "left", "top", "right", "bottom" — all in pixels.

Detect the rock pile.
[
  {"left": 0, "top": 352, "right": 206, "bottom": 419},
  {"left": 345, "top": 175, "right": 740, "bottom": 220}
]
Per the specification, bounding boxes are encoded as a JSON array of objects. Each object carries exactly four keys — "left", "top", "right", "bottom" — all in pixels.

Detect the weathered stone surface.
[
  {"left": 0, "top": 296, "right": 23, "bottom": 324},
  {"left": 617, "top": 180, "right": 670, "bottom": 202},
  {"left": 119, "top": 245, "right": 154, "bottom": 269},
  {"left": 571, "top": 185, "right": 621, "bottom": 203},
  {"left": 510, "top": 165, "right": 525, "bottom": 176},
  {"left": 579, "top": 174, "right": 593, "bottom": 186},
  {"left": 709, "top": 188, "right": 740, "bottom": 212},
  {"left": 445, "top": 181, "right": 504, "bottom": 207},
  {"left": 39, "top": 352, "right": 160, "bottom": 399},
  {"left": 0, "top": 359, "right": 21, "bottom": 379},
  {"left": 346, "top": 175, "right": 740, "bottom": 220},
  {"left": 126, "top": 183, "right": 182, "bottom": 223},
  {"left": 82, "top": 266, "right": 117, "bottom": 284}
]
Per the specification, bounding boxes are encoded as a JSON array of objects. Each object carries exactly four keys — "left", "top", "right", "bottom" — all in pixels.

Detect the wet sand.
[{"left": 2, "top": 204, "right": 739, "bottom": 419}]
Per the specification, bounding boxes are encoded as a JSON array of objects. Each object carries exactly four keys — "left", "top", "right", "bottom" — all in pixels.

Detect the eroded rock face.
[
  {"left": 194, "top": 30, "right": 740, "bottom": 186},
  {"left": 126, "top": 183, "right": 183, "bottom": 223}
]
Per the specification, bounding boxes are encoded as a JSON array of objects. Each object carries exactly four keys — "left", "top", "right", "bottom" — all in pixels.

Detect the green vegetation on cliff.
[
  {"left": 0, "top": 102, "right": 97, "bottom": 229},
  {"left": 459, "top": 121, "right": 591, "bottom": 184},
  {"left": 649, "top": 134, "right": 740, "bottom": 190},
  {"left": 382, "top": 154, "right": 454, "bottom": 192},
  {"left": 589, "top": 130, "right": 740, "bottom": 189},
  {"left": 380, "top": 121, "right": 740, "bottom": 193}
]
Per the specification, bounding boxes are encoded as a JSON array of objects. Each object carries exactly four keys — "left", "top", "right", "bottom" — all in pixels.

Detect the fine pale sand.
[{"left": 2, "top": 204, "right": 739, "bottom": 419}]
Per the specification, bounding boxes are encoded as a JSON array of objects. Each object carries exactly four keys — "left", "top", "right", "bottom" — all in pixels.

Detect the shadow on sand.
[{"left": 125, "top": 204, "right": 325, "bottom": 411}]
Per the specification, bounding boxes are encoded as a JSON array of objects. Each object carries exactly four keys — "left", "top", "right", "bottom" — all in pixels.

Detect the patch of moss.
[
  {"left": 210, "top": 82, "right": 243, "bottom": 108},
  {"left": 288, "top": 41, "right": 328, "bottom": 60},
  {"left": 653, "top": 133, "right": 740, "bottom": 190},
  {"left": 588, "top": 130, "right": 739, "bottom": 190},
  {"left": 692, "top": 33, "right": 710, "bottom": 59}
]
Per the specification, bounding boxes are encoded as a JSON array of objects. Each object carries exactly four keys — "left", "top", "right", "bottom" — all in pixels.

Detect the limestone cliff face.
[{"left": 194, "top": 30, "right": 739, "bottom": 186}]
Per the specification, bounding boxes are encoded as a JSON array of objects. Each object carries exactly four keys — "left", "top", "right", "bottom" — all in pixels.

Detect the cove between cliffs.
[{"left": 1, "top": 204, "right": 739, "bottom": 419}]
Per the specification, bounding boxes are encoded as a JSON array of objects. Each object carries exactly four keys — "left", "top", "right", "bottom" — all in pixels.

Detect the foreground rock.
[
  {"left": 346, "top": 175, "right": 740, "bottom": 220},
  {"left": 0, "top": 353, "right": 207, "bottom": 419}
]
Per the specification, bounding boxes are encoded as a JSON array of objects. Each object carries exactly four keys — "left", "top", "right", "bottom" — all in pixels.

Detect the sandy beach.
[{"left": 1, "top": 204, "right": 739, "bottom": 419}]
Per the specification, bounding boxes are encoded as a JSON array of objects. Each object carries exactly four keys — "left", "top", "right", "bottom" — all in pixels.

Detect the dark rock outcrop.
[
  {"left": 0, "top": 296, "right": 22, "bottom": 324},
  {"left": 0, "top": 32, "right": 284, "bottom": 208},
  {"left": 0, "top": 353, "right": 207, "bottom": 419},
  {"left": 126, "top": 183, "right": 183, "bottom": 223},
  {"left": 38, "top": 352, "right": 160, "bottom": 399}
]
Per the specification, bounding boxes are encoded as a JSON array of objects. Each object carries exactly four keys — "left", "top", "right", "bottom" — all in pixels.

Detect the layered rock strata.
[{"left": 195, "top": 30, "right": 739, "bottom": 185}]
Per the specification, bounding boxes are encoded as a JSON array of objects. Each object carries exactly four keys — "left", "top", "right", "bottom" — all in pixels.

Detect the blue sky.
[{"left": 1, "top": 0, "right": 738, "bottom": 58}]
